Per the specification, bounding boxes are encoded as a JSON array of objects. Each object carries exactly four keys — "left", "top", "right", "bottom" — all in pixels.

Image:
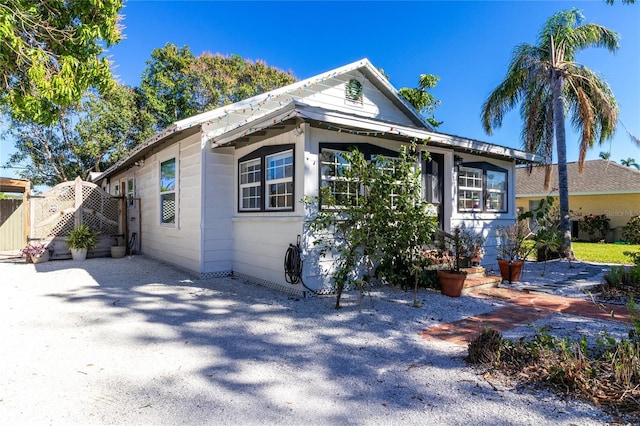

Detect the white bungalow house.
[{"left": 93, "top": 59, "right": 540, "bottom": 295}]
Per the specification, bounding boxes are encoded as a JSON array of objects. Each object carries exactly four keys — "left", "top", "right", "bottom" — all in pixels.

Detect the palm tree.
[
  {"left": 620, "top": 157, "right": 640, "bottom": 169},
  {"left": 481, "top": 9, "right": 619, "bottom": 258},
  {"left": 599, "top": 151, "right": 611, "bottom": 160}
]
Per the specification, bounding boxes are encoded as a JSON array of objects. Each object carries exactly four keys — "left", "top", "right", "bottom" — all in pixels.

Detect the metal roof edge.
[
  {"left": 175, "top": 59, "right": 376, "bottom": 130},
  {"left": 293, "top": 104, "right": 541, "bottom": 163},
  {"left": 208, "top": 103, "right": 299, "bottom": 147},
  {"left": 428, "top": 131, "right": 542, "bottom": 163}
]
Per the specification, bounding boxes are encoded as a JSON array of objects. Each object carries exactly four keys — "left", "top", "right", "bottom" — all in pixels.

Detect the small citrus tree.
[{"left": 305, "top": 143, "right": 437, "bottom": 309}]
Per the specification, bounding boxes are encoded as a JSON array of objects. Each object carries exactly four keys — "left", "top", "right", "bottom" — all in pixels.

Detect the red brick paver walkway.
[{"left": 421, "top": 288, "right": 631, "bottom": 346}]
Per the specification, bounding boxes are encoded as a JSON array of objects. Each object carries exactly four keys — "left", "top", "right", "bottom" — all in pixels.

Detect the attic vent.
[{"left": 345, "top": 79, "right": 363, "bottom": 104}]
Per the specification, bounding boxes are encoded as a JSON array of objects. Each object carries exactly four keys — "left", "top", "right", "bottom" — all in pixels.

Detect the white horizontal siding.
[
  {"left": 233, "top": 216, "right": 304, "bottom": 286},
  {"left": 202, "top": 147, "right": 234, "bottom": 274},
  {"left": 302, "top": 70, "right": 416, "bottom": 126},
  {"left": 228, "top": 130, "right": 306, "bottom": 288},
  {"left": 122, "top": 133, "right": 203, "bottom": 275}
]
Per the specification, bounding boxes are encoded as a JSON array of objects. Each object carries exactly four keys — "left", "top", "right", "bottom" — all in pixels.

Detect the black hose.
[
  {"left": 284, "top": 243, "right": 303, "bottom": 284},
  {"left": 284, "top": 240, "right": 321, "bottom": 295}
]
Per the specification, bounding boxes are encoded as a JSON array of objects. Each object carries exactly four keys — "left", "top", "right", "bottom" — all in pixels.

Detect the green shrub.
[
  {"left": 625, "top": 250, "right": 640, "bottom": 266},
  {"left": 603, "top": 265, "right": 640, "bottom": 289},
  {"left": 306, "top": 144, "right": 438, "bottom": 308},
  {"left": 579, "top": 214, "right": 610, "bottom": 242},
  {"left": 622, "top": 216, "right": 640, "bottom": 244}
]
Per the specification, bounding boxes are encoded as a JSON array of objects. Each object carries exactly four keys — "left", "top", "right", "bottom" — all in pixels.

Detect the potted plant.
[
  {"left": 21, "top": 243, "right": 50, "bottom": 264},
  {"left": 66, "top": 224, "right": 98, "bottom": 261},
  {"left": 436, "top": 227, "right": 467, "bottom": 297},
  {"left": 495, "top": 221, "right": 534, "bottom": 283},
  {"left": 110, "top": 236, "right": 126, "bottom": 258},
  {"left": 458, "top": 225, "right": 486, "bottom": 267}
]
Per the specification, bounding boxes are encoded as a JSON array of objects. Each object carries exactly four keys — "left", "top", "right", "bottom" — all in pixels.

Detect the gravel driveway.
[{"left": 0, "top": 256, "right": 621, "bottom": 425}]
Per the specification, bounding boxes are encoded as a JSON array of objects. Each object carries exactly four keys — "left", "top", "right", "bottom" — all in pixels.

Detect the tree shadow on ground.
[{"left": 12, "top": 255, "right": 613, "bottom": 424}]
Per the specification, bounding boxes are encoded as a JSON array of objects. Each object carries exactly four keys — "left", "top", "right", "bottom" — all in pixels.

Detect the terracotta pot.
[
  {"left": 497, "top": 259, "right": 524, "bottom": 283},
  {"left": 437, "top": 270, "right": 466, "bottom": 297}
]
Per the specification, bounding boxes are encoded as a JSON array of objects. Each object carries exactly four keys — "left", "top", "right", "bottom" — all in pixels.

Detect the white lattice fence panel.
[
  {"left": 31, "top": 182, "right": 76, "bottom": 237},
  {"left": 81, "top": 185, "right": 119, "bottom": 236},
  {"left": 31, "top": 178, "right": 123, "bottom": 251}
]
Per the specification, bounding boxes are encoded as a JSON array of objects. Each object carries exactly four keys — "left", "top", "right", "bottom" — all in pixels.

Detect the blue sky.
[{"left": 2, "top": 1, "right": 639, "bottom": 180}]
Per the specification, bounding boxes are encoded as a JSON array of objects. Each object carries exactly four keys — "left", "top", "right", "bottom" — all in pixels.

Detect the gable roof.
[
  {"left": 180, "top": 58, "right": 431, "bottom": 132},
  {"left": 95, "top": 59, "right": 543, "bottom": 181},
  {"left": 516, "top": 159, "right": 640, "bottom": 196}
]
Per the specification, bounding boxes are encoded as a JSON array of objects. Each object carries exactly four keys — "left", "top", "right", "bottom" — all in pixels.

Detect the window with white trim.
[
  {"left": 320, "top": 149, "right": 359, "bottom": 208},
  {"left": 486, "top": 170, "right": 507, "bottom": 211},
  {"left": 239, "top": 158, "right": 261, "bottom": 210},
  {"left": 127, "top": 178, "right": 135, "bottom": 197},
  {"left": 266, "top": 150, "right": 294, "bottom": 210},
  {"left": 238, "top": 145, "right": 294, "bottom": 212},
  {"left": 127, "top": 177, "right": 135, "bottom": 205},
  {"left": 457, "top": 163, "right": 507, "bottom": 213},
  {"left": 319, "top": 144, "right": 399, "bottom": 209},
  {"left": 160, "top": 158, "right": 177, "bottom": 224}
]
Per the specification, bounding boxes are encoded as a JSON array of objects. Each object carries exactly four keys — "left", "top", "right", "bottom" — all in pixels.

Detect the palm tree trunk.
[{"left": 551, "top": 70, "right": 574, "bottom": 259}]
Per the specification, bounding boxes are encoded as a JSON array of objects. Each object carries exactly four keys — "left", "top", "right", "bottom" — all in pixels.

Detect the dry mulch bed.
[{"left": 468, "top": 327, "right": 640, "bottom": 425}]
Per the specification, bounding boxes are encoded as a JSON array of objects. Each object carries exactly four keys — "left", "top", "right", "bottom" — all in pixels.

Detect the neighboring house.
[
  {"left": 516, "top": 159, "right": 640, "bottom": 241},
  {"left": 93, "top": 59, "right": 540, "bottom": 295}
]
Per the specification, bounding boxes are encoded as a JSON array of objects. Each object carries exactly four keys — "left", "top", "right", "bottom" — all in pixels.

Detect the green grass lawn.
[{"left": 572, "top": 242, "right": 640, "bottom": 264}]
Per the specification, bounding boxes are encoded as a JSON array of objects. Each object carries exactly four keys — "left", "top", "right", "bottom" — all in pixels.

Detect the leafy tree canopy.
[
  {"left": 137, "top": 43, "right": 197, "bottom": 130},
  {"left": 0, "top": 0, "right": 123, "bottom": 124},
  {"left": 137, "top": 44, "right": 296, "bottom": 130},
  {"left": 4, "top": 84, "right": 154, "bottom": 186},
  {"left": 191, "top": 53, "right": 296, "bottom": 111},
  {"left": 399, "top": 74, "right": 442, "bottom": 128},
  {"left": 7, "top": 45, "right": 296, "bottom": 185}
]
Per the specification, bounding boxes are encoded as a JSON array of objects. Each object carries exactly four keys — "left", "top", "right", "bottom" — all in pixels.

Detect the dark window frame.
[
  {"left": 237, "top": 144, "right": 295, "bottom": 213},
  {"left": 160, "top": 157, "right": 177, "bottom": 225},
  {"left": 457, "top": 161, "right": 508, "bottom": 213},
  {"left": 319, "top": 143, "right": 399, "bottom": 210}
]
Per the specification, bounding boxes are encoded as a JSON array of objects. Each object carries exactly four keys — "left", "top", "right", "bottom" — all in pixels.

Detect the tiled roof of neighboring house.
[{"left": 516, "top": 159, "right": 640, "bottom": 196}]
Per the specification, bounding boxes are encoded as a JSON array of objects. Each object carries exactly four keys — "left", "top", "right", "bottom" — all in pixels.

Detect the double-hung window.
[
  {"left": 160, "top": 158, "right": 177, "bottom": 224},
  {"left": 238, "top": 145, "right": 294, "bottom": 212},
  {"left": 457, "top": 162, "right": 507, "bottom": 213},
  {"left": 319, "top": 143, "right": 399, "bottom": 209},
  {"left": 320, "top": 149, "right": 359, "bottom": 208},
  {"left": 239, "top": 158, "right": 261, "bottom": 210},
  {"left": 266, "top": 151, "right": 294, "bottom": 209},
  {"left": 127, "top": 178, "right": 135, "bottom": 198},
  {"left": 458, "top": 167, "right": 483, "bottom": 212},
  {"left": 486, "top": 169, "right": 507, "bottom": 211}
]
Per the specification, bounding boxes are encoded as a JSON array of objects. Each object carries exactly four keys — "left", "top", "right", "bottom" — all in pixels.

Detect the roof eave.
[
  {"left": 93, "top": 125, "right": 197, "bottom": 182},
  {"left": 209, "top": 102, "right": 542, "bottom": 164}
]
